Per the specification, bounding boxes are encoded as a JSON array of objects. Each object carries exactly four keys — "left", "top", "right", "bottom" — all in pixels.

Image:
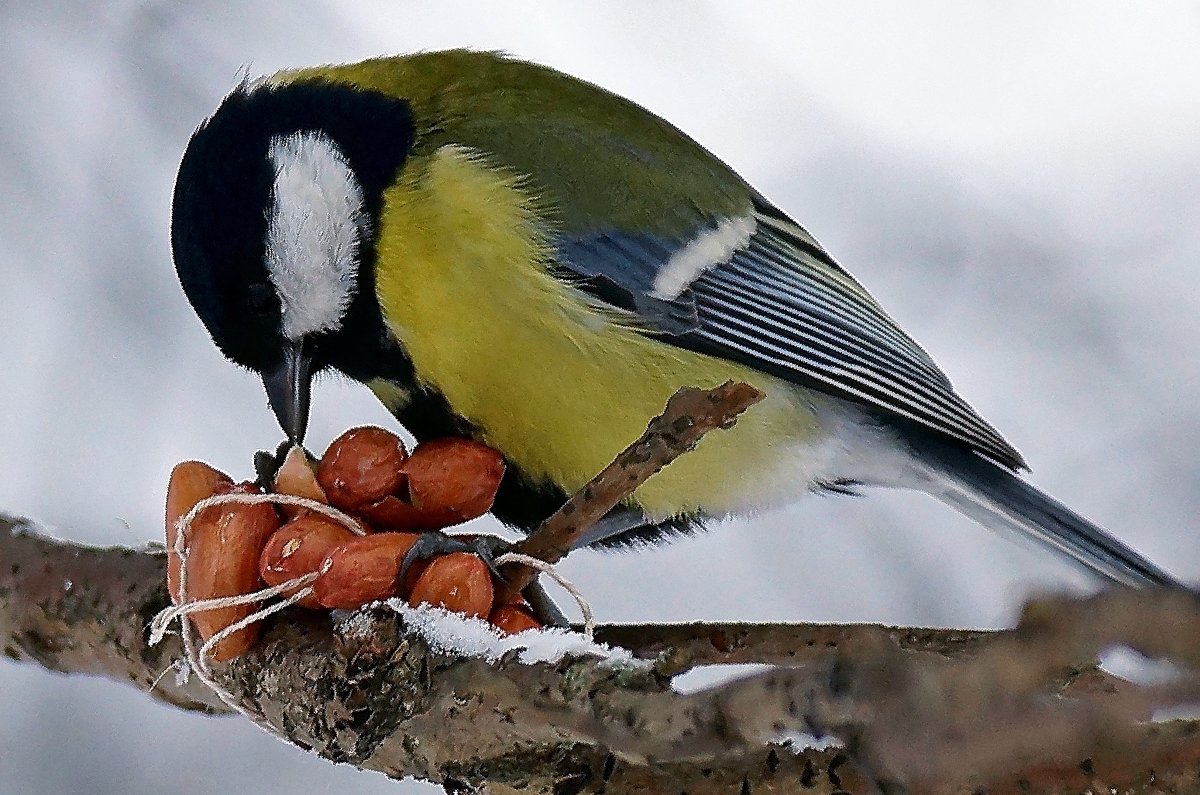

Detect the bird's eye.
[{"left": 247, "top": 283, "right": 276, "bottom": 314}]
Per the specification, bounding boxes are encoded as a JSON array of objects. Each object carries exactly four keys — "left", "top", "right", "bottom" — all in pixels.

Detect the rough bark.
[
  {"left": 1, "top": 518, "right": 228, "bottom": 713},
  {"left": 5, "top": 514, "right": 1200, "bottom": 794}
]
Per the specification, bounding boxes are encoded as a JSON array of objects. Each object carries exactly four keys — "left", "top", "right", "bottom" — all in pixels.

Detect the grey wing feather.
[{"left": 554, "top": 199, "right": 1026, "bottom": 471}]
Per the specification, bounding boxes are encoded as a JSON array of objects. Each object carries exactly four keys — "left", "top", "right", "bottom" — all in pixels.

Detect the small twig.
[{"left": 499, "top": 381, "right": 764, "bottom": 599}]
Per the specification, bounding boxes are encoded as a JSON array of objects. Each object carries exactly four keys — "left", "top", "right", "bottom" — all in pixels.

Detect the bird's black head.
[{"left": 172, "top": 78, "right": 414, "bottom": 442}]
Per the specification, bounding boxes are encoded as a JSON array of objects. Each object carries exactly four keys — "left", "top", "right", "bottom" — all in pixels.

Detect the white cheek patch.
[
  {"left": 265, "top": 131, "right": 366, "bottom": 341},
  {"left": 651, "top": 214, "right": 757, "bottom": 300}
]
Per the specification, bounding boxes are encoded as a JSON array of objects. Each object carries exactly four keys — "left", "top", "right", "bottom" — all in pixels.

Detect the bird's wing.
[
  {"left": 553, "top": 198, "right": 1026, "bottom": 471},
  {"left": 373, "top": 50, "right": 1021, "bottom": 468}
]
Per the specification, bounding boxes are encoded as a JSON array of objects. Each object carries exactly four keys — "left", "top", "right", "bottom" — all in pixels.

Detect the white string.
[
  {"left": 174, "top": 491, "right": 369, "bottom": 537},
  {"left": 151, "top": 487, "right": 597, "bottom": 720},
  {"left": 495, "top": 552, "right": 595, "bottom": 638},
  {"left": 149, "top": 487, "right": 363, "bottom": 726},
  {"left": 196, "top": 582, "right": 318, "bottom": 663},
  {"left": 148, "top": 572, "right": 321, "bottom": 646}
]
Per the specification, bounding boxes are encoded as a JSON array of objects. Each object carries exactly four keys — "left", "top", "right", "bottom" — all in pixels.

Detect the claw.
[
  {"left": 398, "top": 531, "right": 475, "bottom": 585},
  {"left": 467, "top": 536, "right": 510, "bottom": 580},
  {"left": 399, "top": 531, "right": 570, "bottom": 628},
  {"left": 400, "top": 531, "right": 511, "bottom": 583}
]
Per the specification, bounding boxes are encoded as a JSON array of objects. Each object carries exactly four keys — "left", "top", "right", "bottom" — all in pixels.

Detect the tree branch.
[
  {"left": 0, "top": 515, "right": 852, "bottom": 792},
  {"left": 6, "top": 512, "right": 1200, "bottom": 794},
  {"left": 592, "top": 621, "right": 998, "bottom": 675},
  {"left": 0, "top": 516, "right": 227, "bottom": 713}
]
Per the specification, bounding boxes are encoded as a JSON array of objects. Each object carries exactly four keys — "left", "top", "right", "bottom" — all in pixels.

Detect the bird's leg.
[
  {"left": 521, "top": 579, "right": 570, "bottom": 628},
  {"left": 398, "top": 531, "right": 503, "bottom": 581},
  {"left": 399, "top": 531, "right": 569, "bottom": 627}
]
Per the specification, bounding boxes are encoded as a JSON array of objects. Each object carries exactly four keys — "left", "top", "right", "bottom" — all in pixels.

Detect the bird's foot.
[
  {"left": 400, "top": 530, "right": 568, "bottom": 627},
  {"left": 398, "top": 531, "right": 508, "bottom": 581}
]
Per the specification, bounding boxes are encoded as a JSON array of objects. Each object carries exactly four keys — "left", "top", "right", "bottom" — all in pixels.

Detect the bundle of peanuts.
[{"left": 165, "top": 426, "right": 541, "bottom": 662}]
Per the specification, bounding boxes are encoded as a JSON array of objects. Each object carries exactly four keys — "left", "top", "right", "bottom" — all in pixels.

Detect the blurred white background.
[{"left": 3, "top": 2, "right": 1199, "bottom": 792}]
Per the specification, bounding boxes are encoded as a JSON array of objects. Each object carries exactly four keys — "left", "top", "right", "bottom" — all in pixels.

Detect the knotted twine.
[
  {"left": 494, "top": 552, "right": 595, "bottom": 636},
  {"left": 147, "top": 492, "right": 365, "bottom": 728},
  {"left": 148, "top": 490, "right": 595, "bottom": 718}
]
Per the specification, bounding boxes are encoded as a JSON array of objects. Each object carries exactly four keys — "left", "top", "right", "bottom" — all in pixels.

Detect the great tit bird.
[{"left": 172, "top": 49, "right": 1180, "bottom": 589}]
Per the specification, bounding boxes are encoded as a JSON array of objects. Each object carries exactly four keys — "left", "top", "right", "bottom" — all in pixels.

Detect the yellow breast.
[{"left": 373, "top": 145, "right": 818, "bottom": 519}]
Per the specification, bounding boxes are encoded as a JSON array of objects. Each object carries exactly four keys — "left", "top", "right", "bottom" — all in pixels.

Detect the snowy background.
[{"left": 3, "top": 2, "right": 1200, "bottom": 793}]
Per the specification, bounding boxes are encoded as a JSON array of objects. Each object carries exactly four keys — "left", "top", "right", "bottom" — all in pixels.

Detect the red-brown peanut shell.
[
  {"left": 165, "top": 460, "right": 232, "bottom": 604},
  {"left": 272, "top": 446, "right": 328, "bottom": 519},
  {"left": 316, "top": 426, "right": 407, "bottom": 511},
  {"left": 313, "top": 532, "right": 421, "bottom": 609},
  {"left": 488, "top": 604, "right": 542, "bottom": 635},
  {"left": 400, "top": 438, "right": 505, "bottom": 529},
  {"left": 407, "top": 552, "right": 494, "bottom": 619},
  {"left": 259, "top": 514, "right": 356, "bottom": 608},
  {"left": 184, "top": 482, "right": 279, "bottom": 662}
]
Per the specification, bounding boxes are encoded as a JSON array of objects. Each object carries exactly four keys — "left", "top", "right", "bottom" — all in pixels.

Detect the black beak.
[{"left": 263, "top": 340, "right": 313, "bottom": 445}]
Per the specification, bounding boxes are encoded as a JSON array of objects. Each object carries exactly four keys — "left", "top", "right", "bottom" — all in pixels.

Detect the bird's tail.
[{"left": 913, "top": 437, "right": 1182, "bottom": 589}]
